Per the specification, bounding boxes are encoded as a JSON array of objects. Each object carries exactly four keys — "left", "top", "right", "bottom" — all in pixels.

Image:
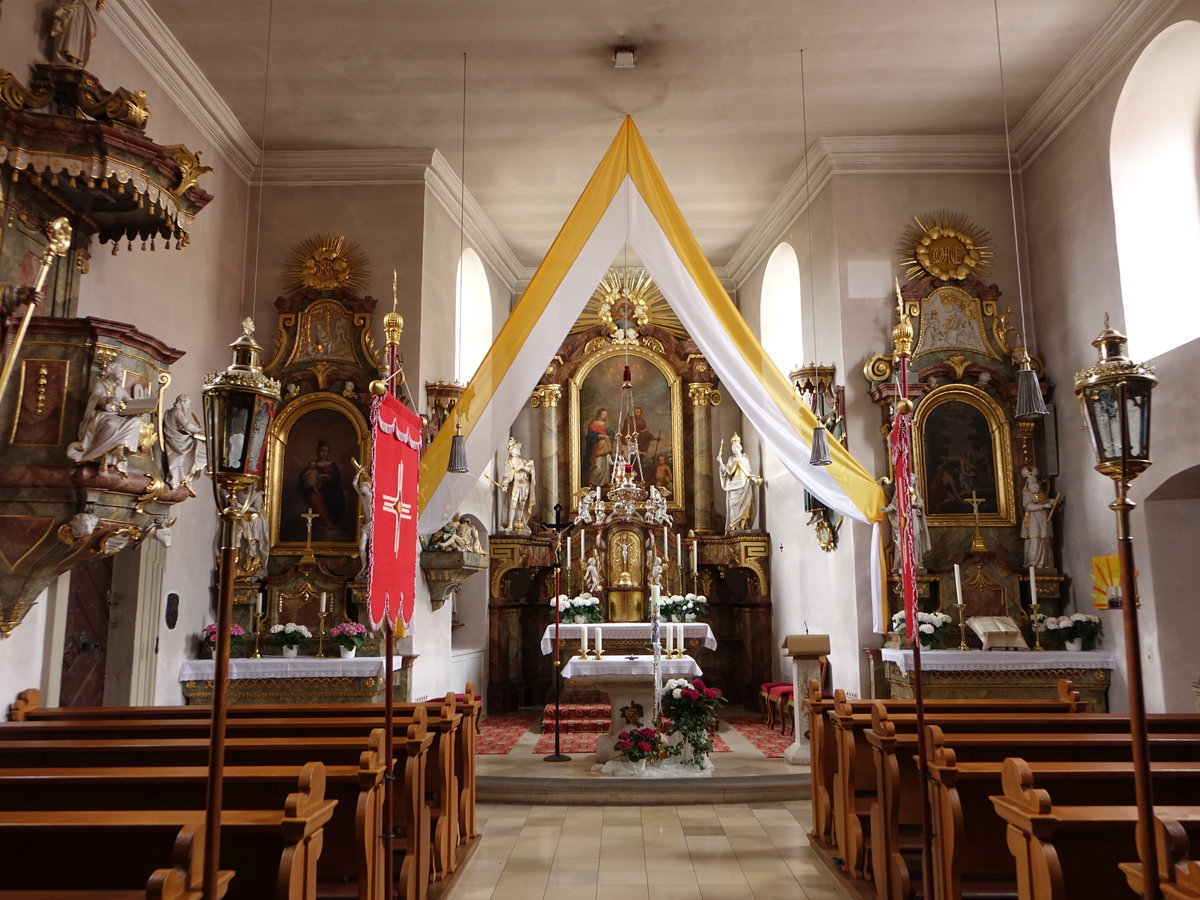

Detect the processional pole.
[
  {"left": 890, "top": 283, "right": 935, "bottom": 893},
  {"left": 542, "top": 503, "right": 575, "bottom": 762}
]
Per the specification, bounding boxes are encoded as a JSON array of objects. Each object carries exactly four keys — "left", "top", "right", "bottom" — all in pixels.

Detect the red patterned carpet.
[
  {"left": 476, "top": 713, "right": 537, "bottom": 755},
  {"left": 724, "top": 716, "right": 792, "bottom": 758},
  {"left": 533, "top": 729, "right": 731, "bottom": 756}
]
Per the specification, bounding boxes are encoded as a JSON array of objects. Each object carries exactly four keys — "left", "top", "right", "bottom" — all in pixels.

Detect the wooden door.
[{"left": 60, "top": 556, "right": 113, "bottom": 707}]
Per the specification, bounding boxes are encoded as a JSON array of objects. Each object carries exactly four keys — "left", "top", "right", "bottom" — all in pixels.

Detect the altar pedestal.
[
  {"left": 178, "top": 657, "right": 415, "bottom": 704},
  {"left": 880, "top": 649, "right": 1116, "bottom": 712},
  {"left": 560, "top": 655, "right": 702, "bottom": 761},
  {"left": 782, "top": 634, "right": 830, "bottom": 766}
]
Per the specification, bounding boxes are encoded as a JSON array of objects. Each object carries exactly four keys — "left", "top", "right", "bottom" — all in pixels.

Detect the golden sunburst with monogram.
[
  {"left": 900, "top": 211, "right": 993, "bottom": 283},
  {"left": 284, "top": 235, "right": 369, "bottom": 292}
]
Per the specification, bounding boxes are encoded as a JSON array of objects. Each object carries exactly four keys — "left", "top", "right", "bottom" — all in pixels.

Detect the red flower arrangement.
[
  {"left": 614, "top": 726, "right": 662, "bottom": 763},
  {"left": 661, "top": 677, "right": 726, "bottom": 766}
]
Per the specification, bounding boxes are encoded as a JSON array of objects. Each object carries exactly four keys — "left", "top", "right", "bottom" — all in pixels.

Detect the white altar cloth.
[
  {"left": 179, "top": 657, "right": 394, "bottom": 682},
  {"left": 560, "top": 654, "right": 702, "bottom": 680},
  {"left": 881, "top": 648, "right": 1117, "bottom": 675},
  {"left": 541, "top": 623, "right": 716, "bottom": 655}
]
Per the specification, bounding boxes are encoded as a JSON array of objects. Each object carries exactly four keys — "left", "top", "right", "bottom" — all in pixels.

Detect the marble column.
[
  {"left": 688, "top": 383, "right": 719, "bottom": 532},
  {"left": 529, "top": 384, "right": 562, "bottom": 523}
]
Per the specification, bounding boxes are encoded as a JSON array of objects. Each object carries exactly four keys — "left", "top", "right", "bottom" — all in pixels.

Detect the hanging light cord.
[
  {"left": 993, "top": 0, "right": 1029, "bottom": 350},
  {"left": 247, "top": 0, "right": 276, "bottom": 323},
  {"left": 801, "top": 48, "right": 818, "bottom": 374},
  {"left": 457, "top": 51, "right": 467, "bottom": 325}
]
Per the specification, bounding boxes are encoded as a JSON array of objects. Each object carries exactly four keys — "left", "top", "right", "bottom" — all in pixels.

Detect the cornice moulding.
[
  {"left": 256, "top": 148, "right": 435, "bottom": 185},
  {"left": 1011, "top": 0, "right": 1182, "bottom": 165},
  {"left": 105, "top": 0, "right": 258, "bottom": 180}
]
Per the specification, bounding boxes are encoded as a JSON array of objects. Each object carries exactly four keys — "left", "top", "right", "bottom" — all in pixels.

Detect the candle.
[
  {"left": 320, "top": 591, "right": 328, "bottom": 614},
  {"left": 665, "top": 622, "right": 674, "bottom": 653},
  {"left": 663, "top": 526, "right": 669, "bottom": 560},
  {"left": 595, "top": 627, "right": 603, "bottom": 656},
  {"left": 1028, "top": 566, "right": 1038, "bottom": 605},
  {"left": 676, "top": 624, "right": 684, "bottom": 653},
  {"left": 580, "top": 528, "right": 584, "bottom": 559},
  {"left": 566, "top": 535, "right": 571, "bottom": 571},
  {"left": 953, "top": 564, "right": 964, "bottom": 606},
  {"left": 256, "top": 589, "right": 264, "bottom": 616},
  {"left": 580, "top": 624, "right": 588, "bottom": 656},
  {"left": 676, "top": 533, "right": 682, "bottom": 569}
]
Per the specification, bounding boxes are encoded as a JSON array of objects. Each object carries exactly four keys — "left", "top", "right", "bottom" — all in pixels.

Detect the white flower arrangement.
[
  {"left": 550, "top": 592, "right": 603, "bottom": 623},
  {"left": 890, "top": 609, "right": 953, "bottom": 647},
  {"left": 657, "top": 592, "right": 708, "bottom": 621},
  {"left": 269, "top": 621, "right": 312, "bottom": 648},
  {"left": 664, "top": 676, "right": 692, "bottom": 700},
  {"left": 1040, "top": 612, "right": 1101, "bottom": 644}
]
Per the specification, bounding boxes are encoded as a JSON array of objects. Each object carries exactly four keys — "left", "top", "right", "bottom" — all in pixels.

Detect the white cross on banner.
[{"left": 369, "top": 394, "right": 421, "bottom": 633}]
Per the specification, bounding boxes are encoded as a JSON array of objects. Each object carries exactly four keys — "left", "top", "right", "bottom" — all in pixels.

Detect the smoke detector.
[{"left": 613, "top": 46, "right": 636, "bottom": 69}]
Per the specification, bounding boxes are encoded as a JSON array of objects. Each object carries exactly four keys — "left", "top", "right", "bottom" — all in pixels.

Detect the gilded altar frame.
[
  {"left": 912, "top": 383, "right": 1015, "bottom": 527},
  {"left": 568, "top": 344, "right": 685, "bottom": 511},
  {"left": 266, "top": 392, "right": 370, "bottom": 549}
]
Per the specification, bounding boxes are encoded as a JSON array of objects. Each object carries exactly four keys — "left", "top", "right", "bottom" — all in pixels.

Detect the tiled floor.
[{"left": 449, "top": 801, "right": 850, "bottom": 900}]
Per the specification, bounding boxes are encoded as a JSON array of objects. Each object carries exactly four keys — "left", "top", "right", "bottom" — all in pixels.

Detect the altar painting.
[
  {"left": 569, "top": 347, "right": 684, "bottom": 510},
  {"left": 913, "top": 384, "right": 1014, "bottom": 527},
  {"left": 269, "top": 397, "right": 370, "bottom": 546}
]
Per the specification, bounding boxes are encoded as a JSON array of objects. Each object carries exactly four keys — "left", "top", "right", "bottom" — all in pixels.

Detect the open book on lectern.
[{"left": 966, "top": 615, "right": 1029, "bottom": 651}]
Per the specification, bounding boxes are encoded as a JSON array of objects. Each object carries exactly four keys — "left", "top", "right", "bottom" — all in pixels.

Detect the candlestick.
[
  {"left": 953, "top": 564, "right": 964, "bottom": 606},
  {"left": 676, "top": 533, "right": 682, "bottom": 572},
  {"left": 674, "top": 624, "right": 684, "bottom": 659},
  {"left": 566, "top": 534, "right": 571, "bottom": 572},
  {"left": 256, "top": 589, "right": 264, "bottom": 617},
  {"left": 320, "top": 591, "right": 328, "bottom": 615},
  {"left": 251, "top": 611, "right": 266, "bottom": 658},
  {"left": 316, "top": 610, "right": 328, "bottom": 658},
  {"left": 691, "top": 537, "right": 698, "bottom": 575},
  {"left": 956, "top": 603, "right": 969, "bottom": 651},
  {"left": 663, "top": 526, "right": 669, "bottom": 561},
  {"left": 665, "top": 622, "right": 674, "bottom": 654},
  {"left": 1029, "top": 565, "right": 1044, "bottom": 651}
]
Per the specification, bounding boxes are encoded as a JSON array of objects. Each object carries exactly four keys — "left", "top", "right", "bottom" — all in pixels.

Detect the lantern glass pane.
[
  {"left": 221, "top": 395, "right": 257, "bottom": 474},
  {"left": 1125, "top": 388, "right": 1151, "bottom": 459},
  {"left": 244, "top": 397, "right": 273, "bottom": 476},
  {"left": 1088, "top": 386, "right": 1123, "bottom": 462}
]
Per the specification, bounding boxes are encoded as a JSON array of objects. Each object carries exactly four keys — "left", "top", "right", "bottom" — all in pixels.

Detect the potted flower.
[
  {"left": 269, "top": 622, "right": 312, "bottom": 658},
  {"left": 1069, "top": 613, "right": 1102, "bottom": 650},
  {"left": 613, "top": 726, "right": 663, "bottom": 771},
  {"left": 549, "top": 593, "right": 603, "bottom": 624},
  {"left": 328, "top": 621, "right": 368, "bottom": 658},
  {"left": 1043, "top": 613, "right": 1102, "bottom": 650},
  {"left": 890, "top": 610, "right": 953, "bottom": 649},
  {"left": 201, "top": 623, "right": 246, "bottom": 657},
  {"left": 657, "top": 593, "right": 709, "bottom": 622},
  {"left": 661, "top": 676, "right": 726, "bottom": 767}
]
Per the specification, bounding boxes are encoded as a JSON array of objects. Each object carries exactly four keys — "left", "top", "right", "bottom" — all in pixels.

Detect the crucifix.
[
  {"left": 541, "top": 503, "right": 577, "bottom": 763},
  {"left": 300, "top": 507, "right": 318, "bottom": 564},
  {"left": 964, "top": 492, "right": 987, "bottom": 552}
]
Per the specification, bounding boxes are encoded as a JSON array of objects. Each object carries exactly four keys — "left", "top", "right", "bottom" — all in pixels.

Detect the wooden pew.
[
  {"left": 804, "top": 679, "right": 1083, "bottom": 848},
  {"left": 0, "top": 762, "right": 335, "bottom": 900},
  {"left": 991, "top": 757, "right": 1200, "bottom": 900},
  {"left": 0, "top": 823, "right": 231, "bottom": 900},
  {"left": 1121, "top": 815, "right": 1200, "bottom": 900},
  {"left": 927, "top": 739, "right": 1200, "bottom": 900},
  {"left": 847, "top": 704, "right": 1200, "bottom": 890}
]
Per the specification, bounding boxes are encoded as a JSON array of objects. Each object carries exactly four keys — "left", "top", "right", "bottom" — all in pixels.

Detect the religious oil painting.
[
  {"left": 270, "top": 399, "right": 370, "bottom": 546},
  {"left": 913, "top": 384, "right": 1014, "bottom": 527},
  {"left": 569, "top": 347, "right": 684, "bottom": 510}
]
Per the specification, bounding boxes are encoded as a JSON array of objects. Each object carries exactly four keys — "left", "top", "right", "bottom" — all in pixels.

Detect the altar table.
[
  {"left": 559, "top": 654, "right": 704, "bottom": 762},
  {"left": 880, "top": 648, "right": 1116, "bottom": 712},
  {"left": 541, "top": 623, "right": 716, "bottom": 655},
  {"left": 179, "top": 657, "right": 411, "bottom": 705}
]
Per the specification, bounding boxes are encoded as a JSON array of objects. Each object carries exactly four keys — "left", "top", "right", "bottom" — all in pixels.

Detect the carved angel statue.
[
  {"left": 645, "top": 485, "right": 670, "bottom": 525},
  {"left": 49, "top": 0, "right": 104, "bottom": 68},
  {"left": 66, "top": 357, "right": 145, "bottom": 475},
  {"left": 584, "top": 552, "right": 603, "bottom": 594},
  {"left": 649, "top": 554, "right": 664, "bottom": 588},
  {"left": 352, "top": 457, "right": 372, "bottom": 577},
  {"left": 575, "top": 486, "right": 599, "bottom": 525},
  {"left": 163, "top": 394, "right": 207, "bottom": 490}
]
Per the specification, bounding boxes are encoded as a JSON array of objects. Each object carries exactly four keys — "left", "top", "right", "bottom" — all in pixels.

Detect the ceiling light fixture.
[{"left": 613, "top": 46, "right": 636, "bottom": 70}]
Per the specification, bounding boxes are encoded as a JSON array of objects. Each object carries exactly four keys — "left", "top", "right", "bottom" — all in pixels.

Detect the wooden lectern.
[{"left": 782, "top": 634, "right": 830, "bottom": 765}]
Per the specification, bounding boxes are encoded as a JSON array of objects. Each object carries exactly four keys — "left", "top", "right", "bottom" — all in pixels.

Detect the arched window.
[
  {"left": 455, "top": 248, "right": 492, "bottom": 384},
  {"left": 759, "top": 242, "right": 804, "bottom": 376},
  {"left": 1111, "top": 21, "right": 1200, "bottom": 359}
]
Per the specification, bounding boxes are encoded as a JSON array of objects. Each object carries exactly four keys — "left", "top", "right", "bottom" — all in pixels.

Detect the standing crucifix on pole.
[{"left": 542, "top": 502, "right": 576, "bottom": 763}]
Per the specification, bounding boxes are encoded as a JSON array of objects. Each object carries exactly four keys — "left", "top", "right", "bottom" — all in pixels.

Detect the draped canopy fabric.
[{"left": 418, "top": 117, "right": 889, "bottom": 628}]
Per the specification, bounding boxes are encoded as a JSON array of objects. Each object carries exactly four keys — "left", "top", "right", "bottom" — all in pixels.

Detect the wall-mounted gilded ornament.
[
  {"left": 284, "top": 235, "right": 369, "bottom": 292},
  {"left": 900, "top": 211, "right": 993, "bottom": 283},
  {"left": 568, "top": 268, "right": 688, "bottom": 341}
]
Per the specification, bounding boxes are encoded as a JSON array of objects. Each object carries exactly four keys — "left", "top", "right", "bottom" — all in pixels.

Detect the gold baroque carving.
[
  {"left": 900, "top": 211, "right": 993, "bottom": 282},
  {"left": 284, "top": 235, "right": 369, "bottom": 292},
  {"left": 687, "top": 383, "right": 721, "bottom": 406},
  {"left": 529, "top": 384, "right": 562, "bottom": 408},
  {"left": 163, "top": 145, "right": 213, "bottom": 198}
]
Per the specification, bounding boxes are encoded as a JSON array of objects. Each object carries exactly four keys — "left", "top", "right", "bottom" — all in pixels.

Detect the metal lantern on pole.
[
  {"left": 1073, "top": 313, "right": 1158, "bottom": 900},
  {"left": 200, "top": 317, "right": 280, "bottom": 900}
]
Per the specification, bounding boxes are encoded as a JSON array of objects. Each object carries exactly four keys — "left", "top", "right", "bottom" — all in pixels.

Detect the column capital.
[
  {"left": 529, "top": 384, "right": 562, "bottom": 408},
  {"left": 688, "top": 382, "right": 721, "bottom": 407}
]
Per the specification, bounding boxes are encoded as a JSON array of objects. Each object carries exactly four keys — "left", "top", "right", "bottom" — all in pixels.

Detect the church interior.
[{"left": 2, "top": 2, "right": 1200, "bottom": 899}]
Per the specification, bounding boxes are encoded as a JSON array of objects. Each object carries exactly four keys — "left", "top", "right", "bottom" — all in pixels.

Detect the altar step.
[{"left": 540, "top": 703, "right": 611, "bottom": 734}]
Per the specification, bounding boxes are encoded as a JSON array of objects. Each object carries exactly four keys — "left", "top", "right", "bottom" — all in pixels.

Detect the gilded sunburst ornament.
[
  {"left": 569, "top": 268, "right": 687, "bottom": 339},
  {"left": 900, "top": 211, "right": 993, "bottom": 283},
  {"left": 285, "top": 235, "right": 369, "bottom": 292}
]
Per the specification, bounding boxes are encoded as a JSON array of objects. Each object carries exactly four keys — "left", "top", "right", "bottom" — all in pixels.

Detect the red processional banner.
[{"left": 369, "top": 393, "right": 422, "bottom": 633}]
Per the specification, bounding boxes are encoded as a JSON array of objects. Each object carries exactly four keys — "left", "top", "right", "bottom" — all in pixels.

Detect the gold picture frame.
[
  {"left": 266, "top": 393, "right": 370, "bottom": 549},
  {"left": 569, "top": 344, "right": 685, "bottom": 511},
  {"left": 913, "top": 383, "right": 1014, "bottom": 527}
]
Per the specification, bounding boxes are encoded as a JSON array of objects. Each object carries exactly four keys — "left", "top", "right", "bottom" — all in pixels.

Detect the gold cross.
[
  {"left": 965, "top": 492, "right": 986, "bottom": 551},
  {"left": 300, "top": 507, "right": 318, "bottom": 564}
]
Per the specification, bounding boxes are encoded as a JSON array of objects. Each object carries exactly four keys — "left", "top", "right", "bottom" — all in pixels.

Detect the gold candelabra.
[
  {"left": 956, "top": 603, "right": 969, "bottom": 651},
  {"left": 251, "top": 612, "right": 266, "bottom": 658},
  {"left": 1030, "top": 597, "right": 1044, "bottom": 651},
  {"left": 316, "top": 611, "right": 328, "bottom": 658}
]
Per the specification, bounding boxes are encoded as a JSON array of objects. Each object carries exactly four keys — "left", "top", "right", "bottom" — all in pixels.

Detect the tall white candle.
[
  {"left": 691, "top": 539, "right": 698, "bottom": 574},
  {"left": 663, "top": 526, "right": 669, "bottom": 559},
  {"left": 676, "top": 624, "right": 685, "bottom": 653},
  {"left": 566, "top": 535, "right": 571, "bottom": 571},
  {"left": 580, "top": 624, "right": 588, "bottom": 656},
  {"left": 595, "top": 627, "right": 603, "bottom": 656},
  {"left": 665, "top": 622, "right": 674, "bottom": 653},
  {"left": 953, "top": 564, "right": 964, "bottom": 606},
  {"left": 1029, "top": 566, "right": 1038, "bottom": 604},
  {"left": 676, "top": 533, "right": 682, "bottom": 570},
  {"left": 256, "top": 590, "right": 264, "bottom": 616},
  {"left": 320, "top": 591, "right": 328, "bottom": 614}
]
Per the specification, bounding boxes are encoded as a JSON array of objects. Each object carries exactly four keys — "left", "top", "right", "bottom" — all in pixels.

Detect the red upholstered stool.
[
  {"left": 758, "top": 682, "right": 791, "bottom": 725},
  {"left": 766, "top": 684, "right": 794, "bottom": 731}
]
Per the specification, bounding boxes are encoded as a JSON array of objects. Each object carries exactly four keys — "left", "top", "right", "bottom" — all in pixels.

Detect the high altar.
[{"left": 862, "top": 213, "right": 1113, "bottom": 707}]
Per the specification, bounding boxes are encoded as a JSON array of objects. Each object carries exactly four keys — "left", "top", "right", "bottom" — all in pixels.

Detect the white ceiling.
[{"left": 148, "top": 0, "right": 1127, "bottom": 267}]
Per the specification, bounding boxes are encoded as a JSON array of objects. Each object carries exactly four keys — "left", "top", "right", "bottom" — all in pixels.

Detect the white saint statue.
[
  {"left": 238, "top": 487, "right": 270, "bottom": 576},
  {"left": 1020, "top": 466, "right": 1059, "bottom": 569},
  {"left": 498, "top": 438, "right": 536, "bottom": 534},
  {"left": 352, "top": 458, "right": 373, "bottom": 576},
  {"left": 49, "top": 0, "right": 103, "bottom": 68},
  {"left": 584, "top": 553, "right": 603, "bottom": 594},
  {"left": 162, "top": 394, "right": 207, "bottom": 489},
  {"left": 66, "top": 357, "right": 145, "bottom": 475},
  {"left": 717, "top": 433, "right": 764, "bottom": 533}
]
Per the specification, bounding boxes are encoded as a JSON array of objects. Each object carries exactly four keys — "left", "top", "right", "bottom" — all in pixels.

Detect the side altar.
[{"left": 178, "top": 657, "right": 413, "bottom": 705}]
